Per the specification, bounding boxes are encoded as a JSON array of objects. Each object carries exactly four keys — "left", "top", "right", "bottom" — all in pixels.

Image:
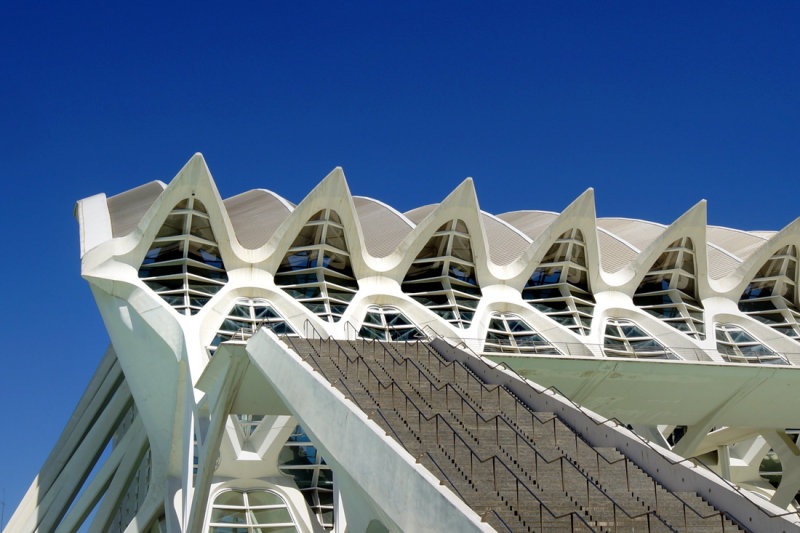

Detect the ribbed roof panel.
[
  {"left": 481, "top": 212, "right": 530, "bottom": 266},
  {"left": 404, "top": 204, "right": 438, "bottom": 224},
  {"left": 223, "top": 189, "right": 293, "bottom": 249},
  {"left": 597, "top": 230, "right": 638, "bottom": 272},
  {"left": 107, "top": 181, "right": 167, "bottom": 237},
  {"left": 353, "top": 196, "right": 414, "bottom": 258},
  {"left": 596, "top": 218, "right": 665, "bottom": 252},
  {"left": 707, "top": 226, "right": 767, "bottom": 262},
  {"left": 496, "top": 211, "right": 558, "bottom": 241},
  {"left": 707, "top": 245, "right": 741, "bottom": 280}
]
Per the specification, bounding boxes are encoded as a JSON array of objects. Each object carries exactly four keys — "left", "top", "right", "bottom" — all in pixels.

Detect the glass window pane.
[
  {"left": 247, "top": 491, "right": 284, "bottom": 506},
  {"left": 214, "top": 491, "right": 245, "bottom": 506},
  {"left": 250, "top": 508, "right": 292, "bottom": 524},
  {"left": 210, "top": 509, "right": 247, "bottom": 524}
]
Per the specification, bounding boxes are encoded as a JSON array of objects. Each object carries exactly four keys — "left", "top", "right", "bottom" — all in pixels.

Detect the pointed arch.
[
  {"left": 482, "top": 312, "right": 560, "bottom": 355},
  {"left": 715, "top": 323, "right": 788, "bottom": 365},
  {"left": 207, "top": 489, "right": 301, "bottom": 531},
  {"left": 738, "top": 245, "right": 800, "bottom": 341},
  {"left": 633, "top": 236, "right": 705, "bottom": 339},
  {"left": 138, "top": 197, "right": 228, "bottom": 316},
  {"left": 359, "top": 306, "right": 424, "bottom": 341},
  {"left": 401, "top": 219, "right": 482, "bottom": 328},
  {"left": 207, "top": 297, "right": 296, "bottom": 356},
  {"left": 603, "top": 318, "right": 677, "bottom": 360},
  {"left": 521, "top": 228, "right": 595, "bottom": 335},
  {"left": 274, "top": 208, "right": 359, "bottom": 323}
]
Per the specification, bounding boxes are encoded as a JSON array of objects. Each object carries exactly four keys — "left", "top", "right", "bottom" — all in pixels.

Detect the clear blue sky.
[{"left": 1, "top": 1, "right": 798, "bottom": 516}]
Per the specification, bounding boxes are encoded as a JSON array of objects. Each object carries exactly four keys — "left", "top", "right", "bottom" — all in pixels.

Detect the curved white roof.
[
  {"left": 223, "top": 189, "right": 294, "bottom": 249},
  {"left": 353, "top": 196, "right": 415, "bottom": 258},
  {"left": 496, "top": 210, "right": 559, "bottom": 241},
  {"left": 99, "top": 168, "right": 791, "bottom": 283},
  {"left": 106, "top": 180, "right": 167, "bottom": 237},
  {"left": 404, "top": 204, "right": 438, "bottom": 224}
]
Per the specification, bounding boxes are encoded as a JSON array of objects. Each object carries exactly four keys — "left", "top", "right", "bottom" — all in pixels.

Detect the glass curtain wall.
[
  {"left": 139, "top": 198, "right": 228, "bottom": 315},
  {"left": 739, "top": 245, "right": 800, "bottom": 341},
  {"left": 522, "top": 229, "right": 594, "bottom": 335},
  {"left": 275, "top": 210, "right": 358, "bottom": 323},
  {"left": 633, "top": 237, "right": 705, "bottom": 339},
  {"left": 401, "top": 219, "right": 482, "bottom": 328}
]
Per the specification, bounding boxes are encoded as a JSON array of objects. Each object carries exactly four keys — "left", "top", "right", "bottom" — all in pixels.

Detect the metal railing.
[
  {"left": 431, "top": 334, "right": 800, "bottom": 524},
  {"left": 303, "top": 318, "right": 326, "bottom": 343},
  {"left": 347, "top": 339, "right": 726, "bottom": 528},
  {"left": 291, "top": 338, "right": 736, "bottom": 530}
]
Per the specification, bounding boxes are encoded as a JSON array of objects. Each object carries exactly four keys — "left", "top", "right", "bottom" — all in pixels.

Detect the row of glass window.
[
  {"left": 139, "top": 198, "right": 228, "bottom": 316},
  {"left": 206, "top": 295, "right": 788, "bottom": 366},
  {"left": 140, "top": 202, "right": 800, "bottom": 350}
]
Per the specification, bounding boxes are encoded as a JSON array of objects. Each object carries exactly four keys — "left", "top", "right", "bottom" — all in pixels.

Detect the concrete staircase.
[{"left": 283, "top": 337, "right": 743, "bottom": 532}]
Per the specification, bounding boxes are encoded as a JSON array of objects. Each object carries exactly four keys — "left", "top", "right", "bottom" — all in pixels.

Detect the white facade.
[{"left": 7, "top": 153, "right": 800, "bottom": 532}]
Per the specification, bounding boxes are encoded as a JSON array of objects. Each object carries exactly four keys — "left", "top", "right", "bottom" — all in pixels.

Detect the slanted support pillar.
[
  {"left": 186, "top": 346, "right": 250, "bottom": 533},
  {"left": 763, "top": 430, "right": 800, "bottom": 509},
  {"left": 717, "top": 444, "right": 731, "bottom": 480},
  {"left": 672, "top": 421, "right": 715, "bottom": 458},
  {"left": 333, "top": 475, "right": 348, "bottom": 533}
]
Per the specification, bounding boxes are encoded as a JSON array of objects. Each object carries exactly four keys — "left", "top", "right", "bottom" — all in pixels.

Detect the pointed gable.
[
  {"left": 274, "top": 209, "right": 358, "bottom": 323},
  {"left": 401, "top": 219, "right": 481, "bottom": 328},
  {"left": 739, "top": 245, "right": 800, "bottom": 341},
  {"left": 633, "top": 237, "right": 705, "bottom": 339},
  {"left": 603, "top": 318, "right": 676, "bottom": 360},
  {"left": 522, "top": 228, "right": 595, "bottom": 335},
  {"left": 483, "top": 312, "right": 560, "bottom": 355},
  {"left": 138, "top": 198, "right": 228, "bottom": 316}
]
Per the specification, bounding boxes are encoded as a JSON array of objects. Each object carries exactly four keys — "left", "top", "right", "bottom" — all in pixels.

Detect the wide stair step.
[{"left": 282, "top": 337, "right": 743, "bottom": 532}]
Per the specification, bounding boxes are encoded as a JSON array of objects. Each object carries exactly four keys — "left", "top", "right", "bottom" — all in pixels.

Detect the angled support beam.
[
  {"left": 6, "top": 348, "right": 122, "bottom": 533},
  {"left": 88, "top": 427, "right": 150, "bottom": 533},
  {"left": 55, "top": 417, "right": 145, "bottom": 533},
  {"left": 672, "top": 372, "right": 777, "bottom": 457},
  {"left": 763, "top": 430, "right": 800, "bottom": 509},
  {"left": 691, "top": 426, "right": 763, "bottom": 457},
  {"left": 31, "top": 381, "right": 132, "bottom": 533},
  {"left": 186, "top": 343, "right": 251, "bottom": 533},
  {"left": 246, "top": 331, "right": 492, "bottom": 533},
  {"left": 671, "top": 421, "right": 716, "bottom": 458}
]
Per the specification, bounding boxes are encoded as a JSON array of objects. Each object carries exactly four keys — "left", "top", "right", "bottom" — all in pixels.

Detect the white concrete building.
[{"left": 7, "top": 154, "right": 800, "bottom": 532}]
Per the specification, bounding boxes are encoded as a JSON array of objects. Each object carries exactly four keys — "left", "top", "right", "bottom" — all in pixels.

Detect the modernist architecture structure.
[{"left": 7, "top": 154, "right": 800, "bottom": 532}]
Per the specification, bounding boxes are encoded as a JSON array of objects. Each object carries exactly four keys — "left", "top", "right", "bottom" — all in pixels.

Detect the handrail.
[
  {"left": 481, "top": 510, "right": 514, "bottom": 533},
  {"left": 300, "top": 338, "right": 679, "bottom": 528},
  {"left": 302, "top": 319, "right": 326, "bottom": 343},
  {"left": 404, "top": 397, "right": 621, "bottom": 529},
  {"left": 296, "top": 339, "right": 596, "bottom": 526},
  {"left": 422, "top": 451, "right": 563, "bottom": 533},
  {"left": 343, "top": 339, "right": 623, "bottom": 461},
  {"left": 343, "top": 320, "right": 359, "bottom": 341},
  {"left": 288, "top": 338, "right": 411, "bottom": 459},
  {"left": 389, "top": 361, "right": 672, "bottom": 524},
  {"left": 287, "top": 335, "right": 790, "bottom": 528},
  {"left": 339, "top": 338, "right": 648, "bottom": 475},
  {"left": 360, "top": 338, "right": 743, "bottom": 524},
  {"left": 419, "top": 451, "right": 471, "bottom": 504},
  {"left": 283, "top": 336, "right": 336, "bottom": 386},
  {"left": 427, "top": 334, "right": 800, "bottom": 522}
]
